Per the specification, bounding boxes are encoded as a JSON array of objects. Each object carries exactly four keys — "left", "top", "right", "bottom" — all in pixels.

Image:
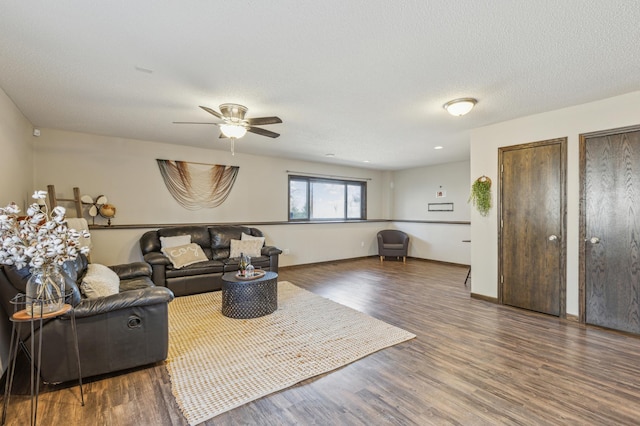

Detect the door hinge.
[
  {"left": 501, "top": 275, "right": 504, "bottom": 284},
  {"left": 501, "top": 219, "right": 503, "bottom": 228},
  {"left": 501, "top": 164, "right": 504, "bottom": 173}
]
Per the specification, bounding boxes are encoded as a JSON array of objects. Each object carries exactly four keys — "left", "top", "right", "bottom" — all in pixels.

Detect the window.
[{"left": 288, "top": 176, "right": 366, "bottom": 221}]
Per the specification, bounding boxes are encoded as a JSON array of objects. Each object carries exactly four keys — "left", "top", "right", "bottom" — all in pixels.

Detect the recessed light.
[
  {"left": 325, "top": 153, "right": 335, "bottom": 157},
  {"left": 363, "top": 160, "right": 370, "bottom": 163},
  {"left": 434, "top": 146, "right": 443, "bottom": 150}
]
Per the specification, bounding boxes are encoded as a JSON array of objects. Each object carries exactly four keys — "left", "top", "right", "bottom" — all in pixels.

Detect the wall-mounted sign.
[{"left": 428, "top": 202, "right": 454, "bottom": 212}]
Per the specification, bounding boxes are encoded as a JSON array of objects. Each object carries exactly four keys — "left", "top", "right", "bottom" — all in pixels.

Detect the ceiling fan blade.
[
  {"left": 246, "top": 116, "right": 282, "bottom": 126},
  {"left": 173, "top": 121, "right": 219, "bottom": 125},
  {"left": 219, "top": 133, "right": 228, "bottom": 139},
  {"left": 199, "top": 105, "right": 224, "bottom": 119},
  {"left": 247, "top": 126, "right": 280, "bottom": 138}
]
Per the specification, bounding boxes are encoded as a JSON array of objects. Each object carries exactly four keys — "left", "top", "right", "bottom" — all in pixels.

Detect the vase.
[{"left": 26, "top": 264, "right": 66, "bottom": 315}]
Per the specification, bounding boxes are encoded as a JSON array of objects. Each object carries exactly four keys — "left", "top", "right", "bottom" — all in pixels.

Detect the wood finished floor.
[{"left": 3, "top": 257, "right": 640, "bottom": 425}]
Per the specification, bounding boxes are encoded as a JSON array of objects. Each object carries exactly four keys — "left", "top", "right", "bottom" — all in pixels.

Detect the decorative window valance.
[{"left": 156, "top": 159, "right": 239, "bottom": 210}]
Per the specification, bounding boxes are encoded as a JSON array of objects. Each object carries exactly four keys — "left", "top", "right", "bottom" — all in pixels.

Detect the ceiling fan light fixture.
[
  {"left": 219, "top": 123, "right": 247, "bottom": 139},
  {"left": 443, "top": 98, "right": 477, "bottom": 116}
]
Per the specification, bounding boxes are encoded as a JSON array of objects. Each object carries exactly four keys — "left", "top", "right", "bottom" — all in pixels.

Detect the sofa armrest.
[
  {"left": 143, "top": 252, "right": 170, "bottom": 286},
  {"left": 263, "top": 245, "right": 281, "bottom": 273},
  {"left": 262, "top": 245, "right": 283, "bottom": 256},
  {"left": 109, "top": 262, "right": 152, "bottom": 280},
  {"left": 69, "top": 287, "right": 174, "bottom": 318},
  {"left": 144, "top": 252, "right": 170, "bottom": 266}
]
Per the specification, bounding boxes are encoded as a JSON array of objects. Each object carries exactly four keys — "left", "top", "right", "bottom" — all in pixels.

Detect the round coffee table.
[{"left": 221, "top": 271, "right": 278, "bottom": 319}]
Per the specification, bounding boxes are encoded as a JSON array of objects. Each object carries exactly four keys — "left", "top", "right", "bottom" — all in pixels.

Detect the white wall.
[
  {"left": 470, "top": 90, "right": 640, "bottom": 315},
  {"left": 0, "top": 87, "right": 34, "bottom": 375},
  {"left": 32, "top": 129, "right": 388, "bottom": 266},
  {"left": 392, "top": 160, "right": 470, "bottom": 222},
  {"left": 0, "top": 88, "right": 34, "bottom": 207},
  {"left": 391, "top": 160, "right": 471, "bottom": 265}
]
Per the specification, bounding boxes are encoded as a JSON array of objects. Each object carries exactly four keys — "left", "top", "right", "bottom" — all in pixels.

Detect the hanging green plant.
[{"left": 469, "top": 176, "right": 492, "bottom": 217}]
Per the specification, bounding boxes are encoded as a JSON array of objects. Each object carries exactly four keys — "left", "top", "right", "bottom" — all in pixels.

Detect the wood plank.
[{"left": 2, "top": 257, "right": 640, "bottom": 425}]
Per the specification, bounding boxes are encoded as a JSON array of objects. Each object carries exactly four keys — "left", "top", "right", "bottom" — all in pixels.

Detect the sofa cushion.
[
  {"left": 81, "top": 264, "right": 120, "bottom": 299},
  {"left": 161, "top": 243, "right": 208, "bottom": 269},
  {"left": 165, "top": 260, "right": 225, "bottom": 278},
  {"left": 229, "top": 239, "right": 263, "bottom": 258},
  {"left": 209, "top": 226, "right": 253, "bottom": 260},
  {"left": 223, "top": 255, "right": 270, "bottom": 271},
  {"left": 119, "top": 276, "right": 155, "bottom": 292}
]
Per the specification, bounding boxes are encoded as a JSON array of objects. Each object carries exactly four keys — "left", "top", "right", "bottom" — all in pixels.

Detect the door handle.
[
  {"left": 589, "top": 237, "right": 600, "bottom": 244},
  {"left": 548, "top": 235, "right": 558, "bottom": 241}
]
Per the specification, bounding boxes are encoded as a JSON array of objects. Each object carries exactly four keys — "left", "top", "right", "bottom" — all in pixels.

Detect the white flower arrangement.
[{"left": 0, "top": 190, "right": 91, "bottom": 270}]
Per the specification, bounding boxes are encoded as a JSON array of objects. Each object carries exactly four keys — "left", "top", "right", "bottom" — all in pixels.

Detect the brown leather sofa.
[
  {"left": 139, "top": 225, "right": 282, "bottom": 297},
  {"left": 0, "top": 255, "right": 174, "bottom": 384}
]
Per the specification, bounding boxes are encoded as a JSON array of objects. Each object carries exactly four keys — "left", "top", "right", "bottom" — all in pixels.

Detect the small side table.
[{"left": 1, "top": 299, "right": 84, "bottom": 426}]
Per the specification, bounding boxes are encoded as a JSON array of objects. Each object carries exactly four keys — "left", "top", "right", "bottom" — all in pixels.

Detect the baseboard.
[
  {"left": 279, "top": 255, "right": 376, "bottom": 270},
  {"left": 407, "top": 257, "right": 470, "bottom": 268},
  {"left": 470, "top": 293, "right": 498, "bottom": 303},
  {"left": 278, "top": 254, "right": 469, "bottom": 269},
  {"left": 280, "top": 256, "right": 470, "bottom": 271}
]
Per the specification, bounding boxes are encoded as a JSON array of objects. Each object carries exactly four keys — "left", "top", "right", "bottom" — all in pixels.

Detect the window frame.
[{"left": 288, "top": 175, "right": 367, "bottom": 221}]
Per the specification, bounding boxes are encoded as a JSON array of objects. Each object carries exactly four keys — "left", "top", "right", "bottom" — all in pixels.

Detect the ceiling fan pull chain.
[{"left": 231, "top": 137, "right": 235, "bottom": 156}]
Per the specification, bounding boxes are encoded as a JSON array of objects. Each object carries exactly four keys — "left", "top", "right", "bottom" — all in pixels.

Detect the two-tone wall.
[
  {"left": 28, "top": 128, "right": 472, "bottom": 268},
  {"left": 470, "top": 90, "right": 640, "bottom": 316}
]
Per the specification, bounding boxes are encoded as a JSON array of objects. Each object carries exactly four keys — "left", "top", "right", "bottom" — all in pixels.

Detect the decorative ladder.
[{"left": 46, "top": 185, "right": 83, "bottom": 218}]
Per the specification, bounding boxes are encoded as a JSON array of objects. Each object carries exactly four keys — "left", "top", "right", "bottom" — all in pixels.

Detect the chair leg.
[
  {"left": 380, "top": 256, "right": 384, "bottom": 262},
  {"left": 403, "top": 256, "right": 406, "bottom": 263}
]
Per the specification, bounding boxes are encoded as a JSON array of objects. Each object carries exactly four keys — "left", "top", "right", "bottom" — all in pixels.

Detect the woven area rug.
[{"left": 166, "top": 281, "right": 416, "bottom": 425}]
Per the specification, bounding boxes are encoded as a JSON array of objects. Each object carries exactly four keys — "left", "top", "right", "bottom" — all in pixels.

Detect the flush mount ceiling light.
[{"left": 443, "top": 98, "right": 477, "bottom": 116}]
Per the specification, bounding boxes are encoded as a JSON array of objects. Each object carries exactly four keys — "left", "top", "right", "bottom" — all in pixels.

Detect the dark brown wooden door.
[
  {"left": 500, "top": 139, "right": 566, "bottom": 316},
  {"left": 582, "top": 127, "right": 640, "bottom": 333}
]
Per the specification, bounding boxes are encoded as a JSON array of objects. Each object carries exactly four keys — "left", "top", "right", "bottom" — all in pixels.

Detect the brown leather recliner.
[
  {"left": 0, "top": 255, "right": 174, "bottom": 384},
  {"left": 377, "top": 230, "right": 410, "bottom": 263}
]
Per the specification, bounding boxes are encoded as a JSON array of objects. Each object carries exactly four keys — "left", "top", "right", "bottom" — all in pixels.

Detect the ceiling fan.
[{"left": 174, "top": 104, "right": 282, "bottom": 155}]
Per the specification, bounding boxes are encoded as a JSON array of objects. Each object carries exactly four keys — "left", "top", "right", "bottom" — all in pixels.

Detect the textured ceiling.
[{"left": 1, "top": 1, "right": 639, "bottom": 170}]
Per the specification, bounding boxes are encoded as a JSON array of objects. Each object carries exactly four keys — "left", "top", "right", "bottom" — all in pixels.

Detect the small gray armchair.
[{"left": 377, "top": 230, "right": 409, "bottom": 263}]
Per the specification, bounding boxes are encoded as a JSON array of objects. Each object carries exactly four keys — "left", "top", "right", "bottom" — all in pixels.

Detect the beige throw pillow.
[
  {"left": 160, "top": 235, "right": 191, "bottom": 249},
  {"left": 229, "top": 239, "right": 263, "bottom": 258},
  {"left": 241, "top": 232, "right": 265, "bottom": 247},
  {"left": 162, "top": 243, "right": 208, "bottom": 269},
  {"left": 81, "top": 263, "right": 120, "bottom": 299}
]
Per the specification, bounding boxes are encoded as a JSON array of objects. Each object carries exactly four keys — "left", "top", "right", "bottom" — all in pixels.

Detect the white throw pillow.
[
  {"left": 241, "top": 232, "right": 265, "bottom": 247},
  {"left": 162, "top": 243, "right": 208, "bottom": 269},
  {"left": 229, "top": 239, "right": 263, "bottom": 258},
  {"left": 160, "top": 235, "right": 191, "bottom": 249},
  {"left": 81, "top": 263, "right": 120, "bottom": 299}
]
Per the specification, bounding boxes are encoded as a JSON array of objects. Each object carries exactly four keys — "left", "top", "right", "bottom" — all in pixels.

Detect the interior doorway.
[
  {"left": 580, "top": 125, "right": 640, "bottom": 333},
  {"left": 499, "top": 138, "right": 567, "bottom": 316}
]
